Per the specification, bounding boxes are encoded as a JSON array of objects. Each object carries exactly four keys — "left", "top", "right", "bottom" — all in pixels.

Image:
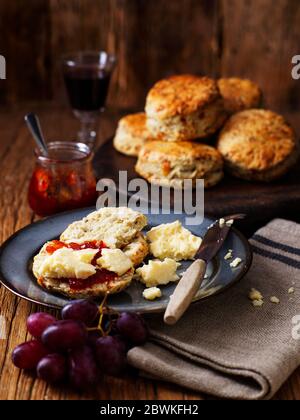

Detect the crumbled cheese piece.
[
  {"left": 224, "top": 250, "right": 233, "bottom": 260},
  {"left": 142, "top": 287, "right": 162, "bottom": 301},
  {"left": 226, "top": 219, "right": 234, "bottom": 227},
  {"left": 136, "top": 258, "right": 180, "bottom": 287},
  {"left": 147, "top": 220, "right": 202, "bottom": 261},
  {"left": 249, "top": 288, "right": 263, "bottom": 301},
  {"left": 270, "top": 296, "right": 280, "bottom": 304},
  {"left": 288, "top": 287, "right": 295, "bottom": 294},
  {"left": 230, "top": 257, "right": 242, "bottom": 268},
  {"left": 97, "top": 248, "right": 133, "bottom": 276},
  {"left": 252, "top": 300, "right": 264, "bottom": 307},
  {"left": 33, "top": 248, "right": 98, "bottom": 279},
  {"left": 219, "top": 218, "right": 225, "bottom": 227}
]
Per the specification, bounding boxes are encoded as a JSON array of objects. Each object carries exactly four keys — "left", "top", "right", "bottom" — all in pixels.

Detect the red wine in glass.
[{"left": 62, "top": 51, "right": 116, "bottom": 149}]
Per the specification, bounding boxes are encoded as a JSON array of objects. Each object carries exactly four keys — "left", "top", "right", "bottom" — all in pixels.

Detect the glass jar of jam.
[{"left": 28, "top": 142, "right": 97, "bottom": 216}]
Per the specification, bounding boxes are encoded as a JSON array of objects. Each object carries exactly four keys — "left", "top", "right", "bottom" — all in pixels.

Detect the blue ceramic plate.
[{"left": 0, "top": 207, "right": 252, "bottom": 313}]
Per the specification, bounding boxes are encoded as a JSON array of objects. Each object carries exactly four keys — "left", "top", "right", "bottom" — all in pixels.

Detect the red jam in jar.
[{"left": 28, "top": 142, "right": 97, "bottom": 216}]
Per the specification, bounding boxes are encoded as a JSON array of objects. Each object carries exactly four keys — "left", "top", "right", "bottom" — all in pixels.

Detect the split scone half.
[
  {"left": 60, "top": 207, "right": 147, "bottom": 248},
  {"left": 217, "top": 109, "right": 299, "bottom": 182},
  {"left": 145, "top": 74, "right": 227, "bottom": 142},
  {"left": 217, "top": 78, "right": 262, "bottom": 114},
  {"left": 135, "top": 140, "right": 224, "bottom": 188},
  {"left": 32, "top": 207, "right": 149, "bottom": 298},
  {"left": 113, "top": 112, "right": 154, "bottom": 157}
]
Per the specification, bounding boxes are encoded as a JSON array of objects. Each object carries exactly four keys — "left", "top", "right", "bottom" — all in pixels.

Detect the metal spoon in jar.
[{"left": 24, "top": 113, "right": 49, "bottom": 157}]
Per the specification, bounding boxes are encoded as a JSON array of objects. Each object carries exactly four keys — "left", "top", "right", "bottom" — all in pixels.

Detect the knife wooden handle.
[{"left": 164, "top": 259, "right": 207, "bottom": 325}]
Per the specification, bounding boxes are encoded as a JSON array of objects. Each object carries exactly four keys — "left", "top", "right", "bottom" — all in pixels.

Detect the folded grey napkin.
[{"left": 128, "top": 219, "right": 300, "bottom": 400}]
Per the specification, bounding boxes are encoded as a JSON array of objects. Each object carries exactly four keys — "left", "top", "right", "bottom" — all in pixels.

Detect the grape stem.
[{"left": 87, "top": 293, "right": 119, "bottom": 336}]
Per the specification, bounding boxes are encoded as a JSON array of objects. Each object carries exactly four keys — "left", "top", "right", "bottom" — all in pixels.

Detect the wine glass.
[{"left": 62, "top": 51, "right": 116, "bottom": 149}]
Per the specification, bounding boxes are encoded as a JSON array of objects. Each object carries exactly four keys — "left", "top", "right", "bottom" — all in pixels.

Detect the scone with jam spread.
[{"left": 33, "top": 207, "right": 148, "bottom": 298}]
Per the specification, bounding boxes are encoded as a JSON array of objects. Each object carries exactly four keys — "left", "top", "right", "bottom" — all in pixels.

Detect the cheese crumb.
[
  {"left": 230, "top": 257, "right": 242, "bottom": 268},
  {"left": 143, "top": 287, "right": 162, "bottom": 301},
  {"left": 224, "top": 250, "right": 233, "bottom": 260},
  {"left": 288, "top": 287, "right": 295, "bottom": 294},
  {"left": 249, "top": 288, "right": 263, "bottom": 301},
  {"left": 219, "top": 218, "right": 225, "bottom": 227},
  {"left": 252, "top": 299, "right": 264, "bottom": 307},
  {"left": 136, "top": 258, "right": 180, "bottom": 287},
  {"left": 226, "top": 219, "right": 234, "bottom": 227},
  {"left": 270, "top": 296, "right": 280, "bottom": 304}
]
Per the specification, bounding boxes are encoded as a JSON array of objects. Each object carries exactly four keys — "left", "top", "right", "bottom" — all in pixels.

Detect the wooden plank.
[
  {"left": 104, "top": 0, "right": 220, "bottom": 109},
  {"left": 220, "top": 0, "right": 300, "bottom": 115},
  {"left": 0, "top": 0, "right": 52, "bottom": 105}
]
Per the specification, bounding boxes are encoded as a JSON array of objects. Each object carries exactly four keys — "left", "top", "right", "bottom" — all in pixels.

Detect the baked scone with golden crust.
[
  {"left": 218, "top": 78, "right": 262, "bottom": 114},
  {"left": 145, "top": 75, "right": 227, "bottom": 142},
  {"left": 36, "top": 273, "right": 134, "bottom": 299},
  {"left": 217, "top": 109, "right": 299, "bottom": 181},
  {"left": 60, "top": 207, "right": 148, "bottom": 248},
  {"left": 135, "top": 141, "right": 224, "bottom": 188},
  {"left": 113, "top": 112, "right": 154, "bottom": 157}
]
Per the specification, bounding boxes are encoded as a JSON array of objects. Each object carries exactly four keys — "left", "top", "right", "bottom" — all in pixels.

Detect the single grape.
[
  {"left": 27, "top": 312, "right": 57, "bottom": 339},
  {"left": 61, "top": 299, "right": 99, "bottom": 326},
  {"left": 12, "top": 340, "right": 48, "bottom": 370},
  {"left": 41, "top": 320, "right": 87, "bottom": 351},
  {"left": 95, "top": 336, "right": 127, "bottom": 376},
  {"left": 116, "top": 313, "right": 148, "bottom": 345},
  {"left": 69, "top": 345, "right": 99, "bottom": 389},
  {"left": 37, "top": 353, "right": 66, "bottom": 383}
]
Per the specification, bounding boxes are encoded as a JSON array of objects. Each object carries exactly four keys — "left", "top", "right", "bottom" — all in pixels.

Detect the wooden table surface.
[{"left": 0, "top": 104, "right": 299, "bottom": 400}]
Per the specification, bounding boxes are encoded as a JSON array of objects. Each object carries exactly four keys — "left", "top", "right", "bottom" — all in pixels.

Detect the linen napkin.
[{"left": 128, "top": 219, "right": 300, "bottom": 400}]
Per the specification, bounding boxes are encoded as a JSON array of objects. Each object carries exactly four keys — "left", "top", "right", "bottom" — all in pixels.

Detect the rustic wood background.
[{"left": 0, "top": 0, "right": 300, "bottom": 117}]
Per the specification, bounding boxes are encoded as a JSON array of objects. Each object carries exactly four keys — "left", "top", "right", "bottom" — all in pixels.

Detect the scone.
[
  {"left": 122, "top": 233, "right": 149, "bottom": 266},
  {"left": 217, "top": 109, "right": 299, "bottom": 181},
  {"left": 113, "top": 112, "right": 153, "bottom": 157},
  {"left": 135, "top": 141, "right": 224, "bottom": 188},
  {"left": 33, "top": 242, "right": 134, "bottom": 299},
  {"left": 218, "top": 78, "right": 262, "bottom": 114},
  {"left": 60, "top": 207, "right": 148, "bottom": 248},
  {"left": 36, "top": 273, "right": 134, "bottom": 299},
  {"left": 145, "top": 75, "right": 227, "bottom": 142}
]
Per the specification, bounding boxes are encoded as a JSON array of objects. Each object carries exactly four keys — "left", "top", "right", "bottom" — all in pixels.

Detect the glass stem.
[{"left": 74, "top": 110, "right": 98, "bottom": 149}]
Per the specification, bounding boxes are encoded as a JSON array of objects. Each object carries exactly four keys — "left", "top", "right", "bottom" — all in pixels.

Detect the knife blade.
[{"left": 164, "top": 214, "right": 245, "bottom": 325}]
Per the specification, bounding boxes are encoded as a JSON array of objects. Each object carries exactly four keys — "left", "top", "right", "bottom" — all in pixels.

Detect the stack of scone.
[{"left": 113, "top": 74, "right": 298, "bottom": 186}]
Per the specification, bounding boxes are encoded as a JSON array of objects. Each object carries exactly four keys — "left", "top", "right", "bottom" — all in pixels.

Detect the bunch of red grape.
[{"left": 11, "top": 299, "right": 148, "bottom": 390}]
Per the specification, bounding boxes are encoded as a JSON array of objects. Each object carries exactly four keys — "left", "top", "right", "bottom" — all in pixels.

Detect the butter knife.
[{"left": 164, "top": 214, "right": 245, "bottom": 325}]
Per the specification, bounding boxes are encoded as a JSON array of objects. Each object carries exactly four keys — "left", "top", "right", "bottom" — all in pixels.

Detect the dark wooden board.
[{"left": 94, "top": 138, "right": 300, "bottom": 237}]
